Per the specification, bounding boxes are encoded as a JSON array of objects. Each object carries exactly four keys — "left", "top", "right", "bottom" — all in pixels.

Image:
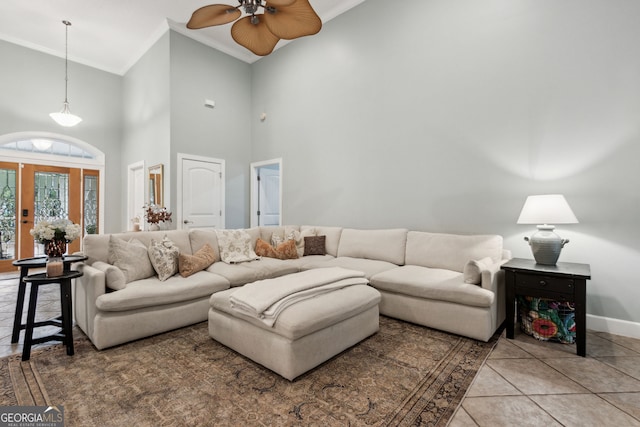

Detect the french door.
[{"left": 0, "top": 162, "right": 98, "bottom": 273}]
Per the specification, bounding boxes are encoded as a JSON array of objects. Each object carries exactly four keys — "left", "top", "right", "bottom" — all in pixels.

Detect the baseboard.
[{"left": 587, "top": 314, "right": 640, "bottom": 339}]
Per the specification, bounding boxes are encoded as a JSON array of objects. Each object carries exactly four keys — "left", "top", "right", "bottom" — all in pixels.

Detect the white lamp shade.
[{"left": 517, "top": 194, "right": 578, "bottom": 225}]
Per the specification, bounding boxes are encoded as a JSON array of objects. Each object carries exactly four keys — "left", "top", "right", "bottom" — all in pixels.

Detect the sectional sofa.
[{"left": 74, "top": 225, "right": 510, "bottom": 351}]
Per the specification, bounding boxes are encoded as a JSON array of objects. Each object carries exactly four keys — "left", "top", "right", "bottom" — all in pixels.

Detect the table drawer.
[{"left": 515, "top": 274, "right": 575, "bottom": 294}]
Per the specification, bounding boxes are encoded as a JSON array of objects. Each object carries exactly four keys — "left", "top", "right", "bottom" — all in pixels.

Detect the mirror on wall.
[{"left": 148, "top": 164, "right": 163, "bottom": 207}]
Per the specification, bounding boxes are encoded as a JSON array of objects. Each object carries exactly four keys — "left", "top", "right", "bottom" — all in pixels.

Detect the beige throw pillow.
[
  {"left": 215, "top": 229, "right": 259, "bottom": 264},
  {"left": 179, "top": 243, "right": 216, "bottom": 278},
  {"left": 463, "top": 257, "right": 494, "bottom": 285},
  {"left": 148, "top": 236, "right": 180, "bottom": 281},
  {"left": 108, "top": 236, "right": 155, "bottom": 283}
]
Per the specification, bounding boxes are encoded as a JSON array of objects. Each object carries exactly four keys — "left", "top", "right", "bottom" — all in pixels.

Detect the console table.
[
  {"left": 502, "top": 258, "right": 591, "bottom": 357},
  {"left": 11, "top": 255, "right": 87, "bottom": 344}
]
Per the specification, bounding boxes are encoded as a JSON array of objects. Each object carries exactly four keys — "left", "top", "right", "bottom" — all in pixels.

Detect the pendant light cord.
[{"left": 63, "top": 20, "right": 71, "bottom": 103}]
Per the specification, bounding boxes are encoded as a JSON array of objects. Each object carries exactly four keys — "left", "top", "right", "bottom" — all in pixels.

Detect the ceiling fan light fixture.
[{"left": 187, "top": 0, "right": 322, "bottom": 56}]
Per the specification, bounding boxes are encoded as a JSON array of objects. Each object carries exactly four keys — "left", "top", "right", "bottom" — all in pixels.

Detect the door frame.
[
  {"left": 127, "top": 160, "right": 145, "bottom": 231},
  {"left": 177, "top": 153, "right": 226, "bottom": 230},
  {"left": 250, "top": 158, "right": 282, "bottom": 228}
]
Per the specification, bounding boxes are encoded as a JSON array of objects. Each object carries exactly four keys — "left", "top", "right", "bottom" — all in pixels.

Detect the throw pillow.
[
  {"left": 303, "top": 235, "right": 326, "bottom": 256},
  {"left": 179, "top": 243, "right": 216, "bottom": 278},
  {"left": 215, "top": 229, "right": 259, "bottom": 264},
  {"left": 255, "top": 238, "right": 299, "bottom": 260},
  {"left": 92, "top": 261, "right": 127, "bottom": 291},
  {"left": 463, "top": 257, "right": 494, "bottom": 285},
  {"left": 108, "top": 236, "right": 155, "bottom": 283},
  {"left": 148, "top": 236, "right": 180, "bottom": 281},
  {"left": 256, "top": 238, "right": 278, "bottom": 258},
  {"left": 284, "top": 226, "right": 316, "bottom": 257}
]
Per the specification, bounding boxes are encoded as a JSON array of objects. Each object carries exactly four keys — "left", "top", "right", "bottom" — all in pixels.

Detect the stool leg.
[
  {"left": 11, "top": 275, "right": 28, "bottom": 343},
  {"left": 22, "top": 283, "right": 39, "bottom": 361},
  {"left": 60, "top": 279, "right": 74, "bottom": 356}
]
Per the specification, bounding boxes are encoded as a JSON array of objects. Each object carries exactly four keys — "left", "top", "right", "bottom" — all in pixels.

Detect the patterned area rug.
[{"left": 0, "top": 316, "right": 499, "bottom": 426}]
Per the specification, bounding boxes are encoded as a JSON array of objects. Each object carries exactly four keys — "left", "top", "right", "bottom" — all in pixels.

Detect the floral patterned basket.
[{"left": 518, "top": 296, "right": 576, "bottom": 344}]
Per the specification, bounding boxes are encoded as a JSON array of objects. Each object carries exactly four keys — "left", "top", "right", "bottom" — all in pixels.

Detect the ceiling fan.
[{"left": 187, "top": 0, "right": 322, "bottom": 56}]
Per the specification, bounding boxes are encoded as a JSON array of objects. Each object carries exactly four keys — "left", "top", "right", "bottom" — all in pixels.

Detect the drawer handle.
[{"left": 539, "top": 280, "right": 547, "bottom": 286}]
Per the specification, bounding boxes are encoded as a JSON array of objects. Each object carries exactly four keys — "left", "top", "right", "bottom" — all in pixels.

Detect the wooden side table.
[
  {"left": 11, "top": 255, "right": 87, "bottom": 344},
  {"left": 21, "top": 270, "right": 83, "bottom": 361},
  {"left": 502, "top": 258, "right": 591, "bottom": 357}
]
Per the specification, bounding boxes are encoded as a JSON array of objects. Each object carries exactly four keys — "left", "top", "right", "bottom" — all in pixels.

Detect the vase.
[
  {"left": 149, "top": 223, "right": 160, "bottom": 231},
  {"left": 44, "top": 239, "right": 66, "bottom": 277},
  {"left": 44, "top": 239, "right": 67, "bottom": 258}
]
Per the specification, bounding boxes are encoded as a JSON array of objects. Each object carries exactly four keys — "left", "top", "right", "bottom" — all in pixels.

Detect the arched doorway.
[{"left": 0, "top": 132, "right": 105, "bottom": 273}]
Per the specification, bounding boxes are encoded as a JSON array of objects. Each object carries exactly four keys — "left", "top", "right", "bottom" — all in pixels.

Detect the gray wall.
[
  {"left": 0, "top": 39, "right": 123, "bottom": 233},
  {"left": 169, "top": 32, "right": 252, "bottom": 229},
  {"left": 122, "top": 32, "right": 171, "bottom": 226},
  {"left": 250, "top": 0, "right": 640, "bottom": 324}
]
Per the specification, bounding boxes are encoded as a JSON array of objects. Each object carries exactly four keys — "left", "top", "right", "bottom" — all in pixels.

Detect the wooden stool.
[{"left": 21, "top": 270, "right": 83, "bottom": 361}]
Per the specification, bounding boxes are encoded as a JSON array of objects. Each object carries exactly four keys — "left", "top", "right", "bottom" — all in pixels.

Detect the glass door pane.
[
  {"left": 83, "top": 172, "right": 98, "bottom": 235},
  {"left": 0, "top": 166, "right": 17, "bottom": 263},
  {"left": 33, "top": 171, "right": 69, "bottom": 256}
]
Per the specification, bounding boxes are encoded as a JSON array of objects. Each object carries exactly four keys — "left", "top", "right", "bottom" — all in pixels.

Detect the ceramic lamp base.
[{"left": 525, "top": 225, "right": 570, "bottom": 266}]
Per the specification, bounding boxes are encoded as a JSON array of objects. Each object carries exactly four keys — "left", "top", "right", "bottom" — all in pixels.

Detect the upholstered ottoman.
[{"left": 208, "top": 278, "right": 381, "bottom": 381}]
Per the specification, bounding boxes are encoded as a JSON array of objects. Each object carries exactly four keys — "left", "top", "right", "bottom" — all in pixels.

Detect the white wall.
[{"left": 250, "top": 0, "right": 640, "bottom": 326}]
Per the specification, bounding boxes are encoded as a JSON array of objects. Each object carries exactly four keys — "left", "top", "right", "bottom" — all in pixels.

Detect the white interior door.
[
  {"left": 127, "top": 161, "right": 145, "bottom": 231},
  {"left": 258, "top": 166, "right": 280, "bottom": 226},
  {"left": 178, "top": 154, "right": 225, "bottom": 230},
  {"left": 250, "top": 158, "right": 282, "bottom": 227}
]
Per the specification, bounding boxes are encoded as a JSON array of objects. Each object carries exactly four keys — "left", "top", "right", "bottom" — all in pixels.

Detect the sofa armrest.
[
  {"left": 74, "top": 263, "right": 107, "bottom": 341},
  {"left": 479, "top": 259, "right": 508, "bottom": 293}
]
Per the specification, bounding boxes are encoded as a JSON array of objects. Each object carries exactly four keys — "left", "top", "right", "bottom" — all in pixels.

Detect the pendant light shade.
[{"left": 50, "top": 20, "right": 82, "bottom": 127}]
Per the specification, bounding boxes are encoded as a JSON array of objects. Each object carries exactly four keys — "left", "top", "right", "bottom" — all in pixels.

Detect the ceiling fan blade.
[
  {"left": 231, "top": 16, "right": 280, "bottom": 56},
  {"left": 265, "top": 0, "right": 297, "bottom": 6},
  {"left": 187, "top": 4, "right": 241, "bottom": 29},
  {"left": 263, "top": 0, "right": 322, "bottom": 40}
]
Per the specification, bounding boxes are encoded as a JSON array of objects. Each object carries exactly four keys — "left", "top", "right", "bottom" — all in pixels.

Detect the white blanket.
[{"left": 229, "top": 267, "right": 367, "bottom": 327}]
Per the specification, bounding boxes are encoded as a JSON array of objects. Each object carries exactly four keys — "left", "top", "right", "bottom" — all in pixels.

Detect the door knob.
[{"left": 183, "top": 220, "right": 193, "bottom": 224}]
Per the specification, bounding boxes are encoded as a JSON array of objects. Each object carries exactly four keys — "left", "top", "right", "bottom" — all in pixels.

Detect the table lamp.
[{"left": 517, "top": 194, "right": 578, "bottom": 265}]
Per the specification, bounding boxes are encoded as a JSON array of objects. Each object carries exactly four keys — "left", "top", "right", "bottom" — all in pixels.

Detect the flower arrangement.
[
  {"left": 30, "top": 219, "right": 82, "bottom": 244},
  {"left": 143, "top": 204, "right": 172, "bottom": 225}
]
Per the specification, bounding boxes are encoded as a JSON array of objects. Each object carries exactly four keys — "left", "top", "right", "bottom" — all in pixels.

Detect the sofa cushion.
[
  {"left": 405, "top": 231, "right": 503, "bottom": 273},
  {"left": 370, "top": 265, "right": 494, "bottom": 308},
  {"left": 107, "top": 236, "right": 155, "bottom": 283},
  {"left": 148, "top": 236, "right": 180, "bottom": 281},
  {"left": 300, "top": 226, "right": 342, "bottom": 257},
  {"left": 337, "top": 228, "right": 408, "bottom": 265},
  {"left": 463, "top": 257, "right": 494, "bottom": 285},
  {"left": 305, "top": 256, "right": 396, "bottom": 280},
  {"left": 207, "top": 261, "right": 261, "bottom": 287},
  {"left": 215, "top": 229, "right": 259, "bottom": 264},
  {"left": 179, "top": 243, "right": 217, "bottom": 278},
  {"left": 188, "top": 229, "right": 221, "bottom": 262},
  {"left": 92, "top": 261, "right": 127, "bottom": 291},
  {"left": 96, "top": 271, "right": 230, "bottom": 312}
]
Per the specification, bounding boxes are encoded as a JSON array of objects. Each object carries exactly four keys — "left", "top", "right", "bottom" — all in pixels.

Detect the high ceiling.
[{"left": 0, "top": 0, "right": 365, "bottom": 75}]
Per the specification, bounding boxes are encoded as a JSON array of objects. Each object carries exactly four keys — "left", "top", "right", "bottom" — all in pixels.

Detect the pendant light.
[{"left": 50, "top": 20, "right": 82, "bottom": 127}]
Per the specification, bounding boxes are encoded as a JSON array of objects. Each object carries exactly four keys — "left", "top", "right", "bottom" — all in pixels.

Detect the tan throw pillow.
[
  {"left": 92, "top": 261, "right": 127, "bottom": 291},
  {"left": 215, "top": 229, "right": 259, "bottom": 264},
  {"left": 303, "top": 235, "right": 326, "bottom": 256},
  {"left": 256, "top": 238, "right": 278, "bottom": 258},
  {"left": 255, "top": 238, "right": 299, "bottom": 260},
  {"left": 275, "top": 239, "right": 299, "bottom": 260},
  {"left": 463, "top": 257, "right": 494, "bottom": 285},
  {"left": 108, "top": 236, "right": 155, "bottom": 283},
  {"left": 179, "top": 243, "right": 216, "bottom": 278},
  {"left": 148, "top": 236, "right": 180, "bottom": 281}
]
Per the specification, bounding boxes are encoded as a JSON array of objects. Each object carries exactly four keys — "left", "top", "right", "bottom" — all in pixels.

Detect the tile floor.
[{"left": 1, "top": 273, "right": 639, "bottom": 426}]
